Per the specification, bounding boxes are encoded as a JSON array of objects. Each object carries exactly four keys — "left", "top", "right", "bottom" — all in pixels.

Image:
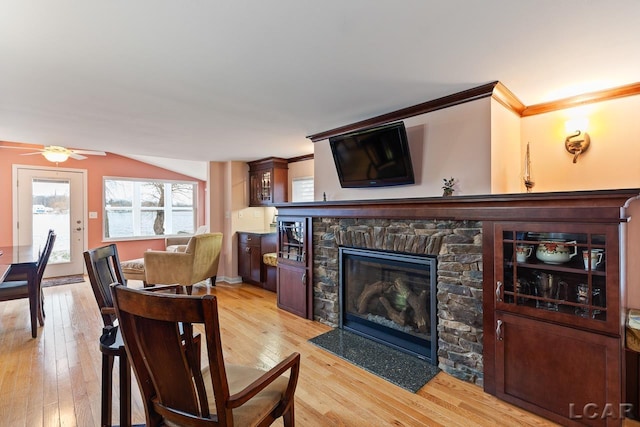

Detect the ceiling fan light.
[{"left": 42, "top": 151, "right": 69, "bottom": 163}]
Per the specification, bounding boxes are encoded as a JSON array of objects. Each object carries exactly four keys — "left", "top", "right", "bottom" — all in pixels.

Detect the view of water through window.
[{"left": 32, "top": 179, "right": 70, "bottom": 264}]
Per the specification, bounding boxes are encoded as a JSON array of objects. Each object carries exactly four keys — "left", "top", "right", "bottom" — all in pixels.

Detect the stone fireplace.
[
  {"left": 312, "top": 217, "right": 484, "bottom": 385},
  {"left": 339, "top": 247, "right": 438, "bottom": 363}
]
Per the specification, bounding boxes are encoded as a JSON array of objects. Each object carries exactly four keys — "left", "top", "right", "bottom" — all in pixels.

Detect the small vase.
[{"left": 443, "top": 189, "right": 453, "bottom": 197}]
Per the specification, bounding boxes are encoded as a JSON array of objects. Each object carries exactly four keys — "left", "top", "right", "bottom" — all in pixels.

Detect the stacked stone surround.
[{"left": 312, "top": 217, "right": 484, "bottom": 385}]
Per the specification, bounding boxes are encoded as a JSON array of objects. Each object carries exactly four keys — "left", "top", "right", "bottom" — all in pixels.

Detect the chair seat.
[
  {"left": 263, "top": 253, "right": 277, "bottom": 267},
  {"left": 0, "top": 280, "right": 28, "bottom": 299},
  {"left": 120, "top": 258, "right": 145, "bottom": 281},
  {"left": 193, "top": 365, "right": 289, "bottom": 427}
]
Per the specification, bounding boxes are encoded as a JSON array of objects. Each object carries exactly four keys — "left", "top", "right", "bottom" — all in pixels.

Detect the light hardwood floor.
[{"left": 0, "top": 279, "right": 632, "bottom": 426}]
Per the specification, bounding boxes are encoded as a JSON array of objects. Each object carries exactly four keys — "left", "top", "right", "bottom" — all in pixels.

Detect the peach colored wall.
[
  {"left": 521, "top": 95, "right": 640, "bottom": 192},
  {"left": 208, "top": 161, "right": 229, "bottom": 280},
  {"left": 0, "top": 142, "right": 205, "bottom": 261},
  {"left": 314, "top": 98, "right": 493, "bottom": 201},
  {"left": 490, "top": 99, "right": 522, "bottom": 194}
]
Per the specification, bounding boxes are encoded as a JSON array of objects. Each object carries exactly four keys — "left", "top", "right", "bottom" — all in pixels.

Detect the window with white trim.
[
  {"left": 104, "top": 178, "right": 197, "bottom": 240},
  {"left": 291, "top": 177, "right": 314, "bottom": 202}
]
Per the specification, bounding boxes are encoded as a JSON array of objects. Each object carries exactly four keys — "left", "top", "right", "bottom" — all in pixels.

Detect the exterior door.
[{"left": 14, "top": 166, "right": 86, "bottom": 278}]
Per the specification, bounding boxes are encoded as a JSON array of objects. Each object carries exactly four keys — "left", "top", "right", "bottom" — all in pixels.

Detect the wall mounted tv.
[{"left": 329, "top": 121, "right": 415, "bottom": 188}]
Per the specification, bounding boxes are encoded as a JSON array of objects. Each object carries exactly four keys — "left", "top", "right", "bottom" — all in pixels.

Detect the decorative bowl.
[{"left": 536, "top": 240, "right": 577, "bottom": 264}]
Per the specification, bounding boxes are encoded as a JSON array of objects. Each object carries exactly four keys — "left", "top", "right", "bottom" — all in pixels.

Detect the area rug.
[
  {"left": 42, "top": 274, "right": 85, "bottom": 287},
  {"left": 309, "top": 328, "right": 440, "bottom": 393}
]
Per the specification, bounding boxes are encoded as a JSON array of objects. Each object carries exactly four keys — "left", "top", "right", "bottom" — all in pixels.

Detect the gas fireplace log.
[
  {"left": 394, "top": 278, "right": 430, "bottom": 332},
  {"left": 356, "top": 281, "right": 392, "bottom": 314},
  {"left": 409, "top": 290, "right": 430, "bottom": 332},
  {"left": 379, "top": 296, "right": 407, "bottom": 325}
]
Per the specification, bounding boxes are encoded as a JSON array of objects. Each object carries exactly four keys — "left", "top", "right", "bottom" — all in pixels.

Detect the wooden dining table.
[{"left": 0, "top": 244, "right": 38, "bottom": 279}]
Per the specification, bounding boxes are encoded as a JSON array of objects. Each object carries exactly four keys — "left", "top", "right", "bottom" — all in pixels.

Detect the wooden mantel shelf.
[{"left": 275, "top": 189, "right": 640, "bottom": 223}]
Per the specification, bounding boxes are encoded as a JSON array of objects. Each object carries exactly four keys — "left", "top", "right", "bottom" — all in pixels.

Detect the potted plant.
[{"left": 442, "top": 177, "right": 456, "bottom": 197}]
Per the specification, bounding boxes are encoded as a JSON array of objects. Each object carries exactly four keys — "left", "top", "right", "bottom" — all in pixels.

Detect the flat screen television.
[{"left": 329, "top": 122, "right": 415, "bottom": 188}]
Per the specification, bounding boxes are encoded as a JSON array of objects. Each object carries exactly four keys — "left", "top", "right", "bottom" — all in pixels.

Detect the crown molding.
[
  {"left": 522, "top": 82, "right": 640, "bottom": 116},
  {"left": 307, "top": 82, "right": 499, "bottom": 142},
  {"left": 306, "top": 81, "right": 640, "bottom": 142}
]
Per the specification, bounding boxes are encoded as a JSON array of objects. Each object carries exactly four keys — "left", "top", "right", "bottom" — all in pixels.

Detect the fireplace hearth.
[{"left": 339, "top": 247, "right": 437, "bottom": 363}]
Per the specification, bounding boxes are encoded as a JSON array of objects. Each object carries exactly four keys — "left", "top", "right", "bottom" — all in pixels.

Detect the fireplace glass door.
[{"left": 339, "top": 247, "right": 437, "bottom": 363}]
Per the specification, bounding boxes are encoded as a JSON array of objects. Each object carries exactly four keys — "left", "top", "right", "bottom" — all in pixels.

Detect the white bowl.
[{"left": 536, "top": 240, "right": 577, "bottom": 264}]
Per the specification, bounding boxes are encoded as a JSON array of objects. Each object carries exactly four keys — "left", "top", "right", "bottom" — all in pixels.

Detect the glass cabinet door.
[
  {"left": 250, "top": 170, "right": 272, "bottom": 205},
  {"left": 495, "top": 222, "right": 618, "bottom": 334},
  {"left": 277, "top": 218, "right": 305, "bottom": 264}
]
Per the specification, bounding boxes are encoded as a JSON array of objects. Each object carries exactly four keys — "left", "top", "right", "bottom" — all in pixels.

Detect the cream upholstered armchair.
[{"left": 143, "top": 232, "right": 223, "bottom": 294}]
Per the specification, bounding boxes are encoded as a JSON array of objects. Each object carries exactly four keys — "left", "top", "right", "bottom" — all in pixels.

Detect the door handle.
[
  {"left": 496, "top": 320, "right": 503, "bottom": 341},
  {"left": 496, "top": 281, "right": 503, "bottom": 302},
  {"left": 301, "top": 272, "right": 306, "bottom": 286}
]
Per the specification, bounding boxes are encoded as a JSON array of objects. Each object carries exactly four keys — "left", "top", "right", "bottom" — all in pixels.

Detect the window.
[
  {"left": 291, "top": 177, "right": 314, "bottom": 202},
  {"left": 104, "top": 178, "right": 197, "bottom": 240}
]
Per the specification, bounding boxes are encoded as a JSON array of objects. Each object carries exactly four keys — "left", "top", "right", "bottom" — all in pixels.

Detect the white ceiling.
[{"left": 2, "top": 1, "right": 639, "bottom": 165}]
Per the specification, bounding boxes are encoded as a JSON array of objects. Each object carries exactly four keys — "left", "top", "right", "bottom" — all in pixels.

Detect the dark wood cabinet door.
[
  {"left": 277, "top": 263, "right": 308, "bottom": 318},
  {"left": 249, "top": 244, "right": 262, "bottom": 283},
  {"left": 238, "top": 242, "right": 251, "bottom": 279},
  {"left": 238, "top": 233, "right": 261, "bottom": 284},
  {"left": 495, "top": 312, "right": 622, "bottom": 426},
  {"left": 494, "top": 222, "right": 619, "bottom": 336}
]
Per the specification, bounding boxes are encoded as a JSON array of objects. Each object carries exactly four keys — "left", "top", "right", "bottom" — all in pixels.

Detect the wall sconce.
[{"left": 564, "top": 118, "right": 590, "bottom": 163}]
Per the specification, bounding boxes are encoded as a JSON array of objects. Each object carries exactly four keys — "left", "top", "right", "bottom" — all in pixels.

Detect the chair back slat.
[
  {"left": 84, "top": 244, "right": 126, "bottom": 326},
  {"left": 111, "top": 285, "right": 226, "bottom": 425},
  {"left": 134, "top": 316, "right": 201, "bottom": 414},
  {"left": 36, "top": 231, "right": 56, "bottom": 282}
]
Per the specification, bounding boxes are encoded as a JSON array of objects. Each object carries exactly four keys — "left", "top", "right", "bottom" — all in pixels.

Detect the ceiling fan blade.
[
  {"left": 71, "top": 149, "right": 106, "bottom": 156},
  {"left": 69, "top": 153, "right": 88, "bottom": 160},
  {"left": 20, "top": 151, "right": 45, "bottom": 156},
  {"left": 0, "top": 145, "right": 44, "bottom": 151}
]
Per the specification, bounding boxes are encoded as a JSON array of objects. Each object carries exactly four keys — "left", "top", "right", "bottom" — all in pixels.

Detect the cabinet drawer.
[{"left": 239, "top": 233, "right": 261, "bottom": 246}]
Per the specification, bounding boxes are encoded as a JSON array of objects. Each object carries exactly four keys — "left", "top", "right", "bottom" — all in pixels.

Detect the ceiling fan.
[{"left": 0, "top": 144, "right": 106, "bottom": 162}]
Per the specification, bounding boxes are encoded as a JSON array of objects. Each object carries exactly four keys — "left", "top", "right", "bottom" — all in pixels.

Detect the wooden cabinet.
[
  {"left": 489, "top": 221, "right": 624, "bottom": 425},
  {"left": 276, "top": 216, "right": 312, "bottom": 319},
  {"left": 248, "top": 157, "right": 288, "bottom": 206},
  {"left": 496, "top": 312, "right": 620, "bottom": 425},
  {"left": 238, "top": 232, "right": 276, "bottom": 289}
]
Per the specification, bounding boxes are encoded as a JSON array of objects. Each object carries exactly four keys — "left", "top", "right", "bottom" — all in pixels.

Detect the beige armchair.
[{"left": 143, "top": 232, "right": 223, "bottom": 294}]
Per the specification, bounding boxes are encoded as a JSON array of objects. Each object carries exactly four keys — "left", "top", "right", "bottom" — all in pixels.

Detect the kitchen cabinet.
[
  {"left": 248, "top": 157, "right": 288, "bottom": 206},
  {"left": 276, "top": 216, "right": 312, "bottom": 319},
  {"left": 238, "top": 232, "right": 276, "bottom": 289}
]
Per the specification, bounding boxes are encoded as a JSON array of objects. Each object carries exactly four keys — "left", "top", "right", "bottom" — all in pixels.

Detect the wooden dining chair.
[
  {"left": 0, "top": 229, "right": 56, "bottom": 338},
  {"left": 111, "top": 283, "right": 300, "bottom": 427},
  {"left": 84, "top": 244, "right": 200, "bottom": 426},
  {"left": 83, "top": 244, "right": 130, "bottom": 427}
]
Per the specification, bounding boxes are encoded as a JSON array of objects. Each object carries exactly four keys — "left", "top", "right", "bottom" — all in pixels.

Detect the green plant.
[{"left": 442, "top": 177, "right": 456, "bottom": 196}]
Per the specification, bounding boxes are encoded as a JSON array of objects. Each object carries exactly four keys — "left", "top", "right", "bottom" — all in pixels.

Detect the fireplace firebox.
[{"left": 338, "top": 247, "right": 437, "bottom": 363}]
